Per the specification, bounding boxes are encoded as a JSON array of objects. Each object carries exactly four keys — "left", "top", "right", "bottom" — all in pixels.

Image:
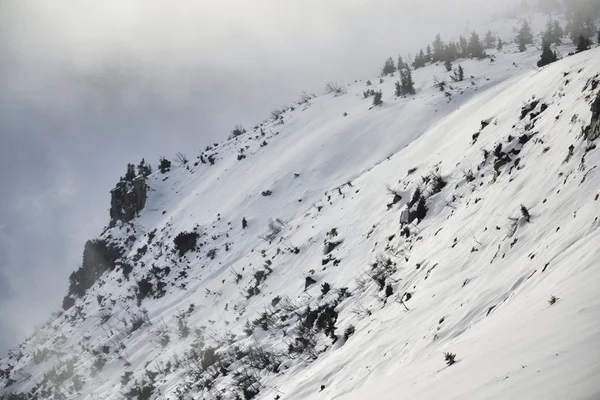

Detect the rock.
[{"left": 109, "top": 176, "right": 147, "bottom": 227}]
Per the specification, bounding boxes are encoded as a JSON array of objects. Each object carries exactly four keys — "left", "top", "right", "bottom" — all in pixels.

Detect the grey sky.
[{"left": 0, "top": 0, "right": 519, "bottom": 354}]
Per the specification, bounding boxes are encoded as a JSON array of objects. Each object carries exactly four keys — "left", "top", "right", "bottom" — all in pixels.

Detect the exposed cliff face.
[
  {"left": 109, "top": 176, "right": 147, "bottom": 227},
  {"left": 61, "top": 239, "right": 125, "bottom": 310},
  {"left": 587, "top": 90, "right": 600, "bottom": 141}
]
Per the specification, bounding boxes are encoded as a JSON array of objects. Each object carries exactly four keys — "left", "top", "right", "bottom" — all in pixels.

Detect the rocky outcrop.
[
  {"left": 62, "top": 239, "right": 124, "bottom": 309},
  {"left": 587, "top": 91, "right": 600, "bottom": 141},
  {"left": 109, "top": 175, "right": 147, "bottom": 227}
]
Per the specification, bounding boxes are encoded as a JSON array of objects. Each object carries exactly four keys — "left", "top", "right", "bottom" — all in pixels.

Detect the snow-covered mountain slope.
[{"left": 2, "top": 41, "right": 600, "bottom": 400}]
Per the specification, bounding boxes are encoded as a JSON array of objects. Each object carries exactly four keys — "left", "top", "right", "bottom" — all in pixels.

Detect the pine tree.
[
  {"left": 451, "top": 65, "right": 464, "bottom": 82},
  {"left": 413, "top": 49, "right": 426, "bottom": 69},
  {"left": 468, "top": 32, "right": 485, "bottom": 58},
  {"left": 459, "top": 35, "right": 468, "bottom": 58},
  {"left": 537, "top": 40, "right": 558, "bottom": 67},
  {"left": 137, "top": 159, "right": 152, "bottom": 178},
  {"left": 426, "top": 45, "right": 432, "bottom": 63},
  {"left": 432, "top": 34, "right": 445, "bottom": 62},
  {"left": 397, "top": 55, "right": 405, "bottom": 71},
  {"left": 395, "top": 80, "right": 402, "bottom": 97},
  {"left": 125, "top": 163, "right": 136, "bottom": 181},
  {"left": 598, "top": 30, "right": 600, "bottom": 46},
  {"left": 403, "top": 68, "right": 415, "bottom": 95},
  {"left": 552, "top": 20, "right": 564, "bottom": 44},
  {"left": 418, "top": 49, "right": 426, "bottom": 67},
  {"left": 484, "top": 30, "right": 496, "bottom": 49},
  {"left": 382, "top": 57, "right": 397, "bottom": 75},
  {"left": 372, "top": 90, "right": 383, "bottom": 107},
  {"left": 497, "top": 37, "right": 504, "bottom": 51},
  {"left": 576, "top": 34, "right": 591, "bottom": 52},
  {"left": 518, "top": 34, "right": 527, "bottom": 52},
  {"left": 444, "top": 59, "right": 452, "bottom": 72},
  {"left": 517, "top": 20, "right": 534, "bottom": 45}
]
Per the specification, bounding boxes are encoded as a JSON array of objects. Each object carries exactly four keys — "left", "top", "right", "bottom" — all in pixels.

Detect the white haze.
[{"left": 0, "top": 0, "right": 520, "bottom": 353}]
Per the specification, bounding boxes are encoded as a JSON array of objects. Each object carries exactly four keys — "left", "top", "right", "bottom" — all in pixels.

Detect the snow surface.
[{"left": 2, "top": 20, "right": 600, "bottom": 400}]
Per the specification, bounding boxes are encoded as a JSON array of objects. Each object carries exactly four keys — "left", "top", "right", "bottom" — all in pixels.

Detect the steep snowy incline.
[
  {"left": 262, "top": 48, "right": 600, "bottom": 400},
  {"left": 1, "top": 43, "right": 599, "bottom": 400}
]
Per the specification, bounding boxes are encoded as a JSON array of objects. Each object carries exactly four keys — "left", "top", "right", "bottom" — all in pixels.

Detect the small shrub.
[
  {"left": 93, "top": 356, "right": 106, "bottom": 373},
  {"left": 520, "top": 205, "right": 531, "bottom": 222},
  {"left": 231, "top": 124, "right": 246, "bottom": 138},
  {"left": 130, "top": 314, "right": 146, "bottom": 333},
  {"left": 159, "top": 157, "right": 171, "bottom": 173},
  {"left": 324, "top": 82, "right": 346, "bottom": 95},
  {"left": 136, "top": 278, "right": 154, "bottom": 304},
  {"left": 125, "top": 380, "right": 155, "bottom": 400},
  {"left": 343, "top": 325, "right": 355, "bottom": 341},
  {"left": 72, "top": 374, "right": 84, "bottom": 391},
  {"left": 173, "top": 231, "right": 199, "bottom": 256},
  {"left": 33, "top": 348, "right": 50, "bottom": 364},
  {"left": 548, "top": 295, "right": 559, "bottom": 305},
  {"left": 321, "top": 282, "right": 331, "bottom": 296},
  {"left": 428, "top": 171, "right": 447, "bottom": 195},
  {"left": 175, "top": 152, "right": 188, "bottom": 165},
  {"left": 444, "top": 352, "right": 456, "bottom": 366},
  {"left": 121, "top": 371, "right": 133, "bottom": 386}
]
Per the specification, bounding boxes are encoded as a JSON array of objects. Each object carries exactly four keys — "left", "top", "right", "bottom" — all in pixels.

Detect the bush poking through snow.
[
  {"left": 548, "top": 295, "right": 559, "bottom": 305},
  {"left": 324, "top": 82, "right": 347, "bottom": 95},
  {"left": 520, "top": 205, "right": 531, "bottom": 222},
  {"left": 428, "top": 171, "right": 447, "bottom": 195},
  {"left": 124, "top": 380, "right": 156, "bottom": 400},
  {"left": 159, "top": 157, "right": 171, "bottom": 173},
  {"left": 175, "top": 152, "right": 188, "bottom": 166},
  {"left": 173, "top": 231, "right": 199, "bottom": 257},
  {"left": 260, "top": 218, "right": 285, "bottom": 242},
  {"left": 343, "top": 325, "right": 356, "bottom": 342},
  {"left": 231, "top": 124, "right": 247, "bottom": 138},
  {"left": 368, "top": 255, "right": 396, "bottom": 290},
  {"left": 444, "top": 352, "right": 457, "bottom": 366}
]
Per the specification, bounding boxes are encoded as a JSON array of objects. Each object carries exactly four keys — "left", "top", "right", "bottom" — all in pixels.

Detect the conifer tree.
[
  {"left": 576, "top": 34, "right": 591, "bottom": 52},
  {"left": 444, "top": 59, "right": 452, "bottom": 72},
  {"left": 137, "top": 159, "right": 152, "bottom": 178},
  {"left": 468, "top": 32, "right": 485, "bottom": 58},
  {"left": 372, "top": 90, "right": 383, "bottom": 107},
  {"left": 484, "top": 30, "right": 496, "bottom": 48},
  {"left": 382, "top": 57, "right": 397, "bottom": 75},
  {"left": 518, "top": 34, "right": 527, "bottom": 52},
  {"left": 459, "top": 35, "right": 468, "bottom": 58},
  {"left": 432, "top": 34, "right": 445, "bottom": 62},
  {"left": 426, "top": 45, "right": 432, "bottom": 63},
  {"left": 537, "top": 40, "right": 558, "bottom": 67},
  {"left": 397, "top": 55, "right": 405, "bottom": 71},
  {"left": 516, "top": 20, "right": 534, "bottom": 45},
  {"left": 402, "top": 67, "right": 416, "bottom": 96},
  {"left": 497, "top": 37, "right": 504, "bottom": 51},
  {"left": 395, "top": 80, "right": 403, "bottom": 97},
  {"left": 553, "top": 20, "right": 564, "bottom": 44},
  {"left": 451, "top": 65, "right": 464, "bottom": 82},
  {"left": 125, "top": 163, "right": 136, "bottom": 181}
]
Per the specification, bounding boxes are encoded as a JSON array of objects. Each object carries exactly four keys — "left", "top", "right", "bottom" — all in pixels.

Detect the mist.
[{"left": 0, "top": 0, "right": 516, "bottom": 354}]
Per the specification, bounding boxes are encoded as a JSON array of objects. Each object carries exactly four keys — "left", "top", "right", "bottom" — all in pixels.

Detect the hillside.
[{"left": 2, "top": 33, "right": 600, "bottom": 400}]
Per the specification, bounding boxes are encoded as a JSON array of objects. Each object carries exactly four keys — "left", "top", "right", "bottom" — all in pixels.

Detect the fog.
[{"left": 0, "top": 0, "right": 516, "bottom": 354}]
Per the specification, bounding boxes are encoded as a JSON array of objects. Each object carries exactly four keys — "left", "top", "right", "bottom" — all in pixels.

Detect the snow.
[{"left": 2, "top": 18, "right": 600, "bottom": 400}]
